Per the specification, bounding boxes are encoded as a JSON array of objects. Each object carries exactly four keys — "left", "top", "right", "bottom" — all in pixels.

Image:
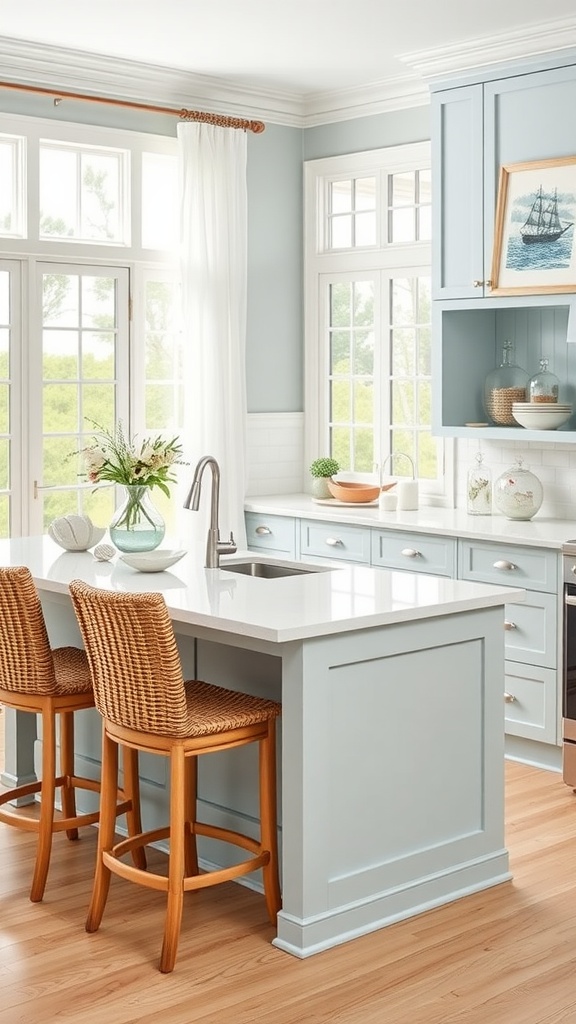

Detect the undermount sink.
[{"left": 222, "top": 560, "right": 325, "bottom": 578}]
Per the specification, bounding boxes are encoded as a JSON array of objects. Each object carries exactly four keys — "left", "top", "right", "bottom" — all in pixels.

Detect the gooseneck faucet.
[{"left": 183, "top": 456, "right": 237, "bottom": 568}]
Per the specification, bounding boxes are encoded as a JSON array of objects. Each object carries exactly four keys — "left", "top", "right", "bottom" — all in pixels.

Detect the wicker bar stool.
[
  {"left": 69, "top": 579, "right": 282, "bottom": 974},
  {"left": 0, "top": 566, "right": 143, "bottom": 902}
]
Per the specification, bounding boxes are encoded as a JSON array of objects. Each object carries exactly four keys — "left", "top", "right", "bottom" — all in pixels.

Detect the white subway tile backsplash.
[{"left": 246, "top": 413, "right": 576, "bottom": 519}]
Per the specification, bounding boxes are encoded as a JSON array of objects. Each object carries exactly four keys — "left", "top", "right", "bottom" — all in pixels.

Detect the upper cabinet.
[
  {"left": 431, "top": 57, "right": 576, "bottom": 441},
  {"left": 432, "top": 63, "right": 576, "bottom": 301}
]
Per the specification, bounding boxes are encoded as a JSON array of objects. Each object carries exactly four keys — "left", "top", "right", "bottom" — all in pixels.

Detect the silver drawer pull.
[
  {"left": 504, "top": 692, "right": 516, "bottom": 703},
  {"left": 401, "top": 548, "right": 421, "bottom": 558},
  {"left": 504, "top": 620, "right": 517, "bottom": 631},
  {"left": 254, "top": 526, "right": 272, "bottom": 535},
  {"left": 325, "top": 537, "right": 343, "bottom": 547},
  {"left": 493, "top": 559, "right": 516, "bottom": 571}
]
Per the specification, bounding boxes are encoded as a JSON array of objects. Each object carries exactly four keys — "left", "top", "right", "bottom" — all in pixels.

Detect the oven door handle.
[{"left": 565, "top": 594, "right": 576, "bottom": 606}]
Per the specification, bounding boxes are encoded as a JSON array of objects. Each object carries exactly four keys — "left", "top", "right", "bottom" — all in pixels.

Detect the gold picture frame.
[{"left": 490, "top": 156, "right": 576, "bottom": 296}]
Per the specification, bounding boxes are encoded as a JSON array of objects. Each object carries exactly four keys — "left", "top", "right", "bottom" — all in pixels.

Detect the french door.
[{"left": 27, "top": 261, "right": 130, "bottom": 536}]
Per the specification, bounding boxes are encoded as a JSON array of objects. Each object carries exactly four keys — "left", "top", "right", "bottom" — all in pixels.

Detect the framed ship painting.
[{"left": 491, "top": 156, "right": 576, "bottom": 295}]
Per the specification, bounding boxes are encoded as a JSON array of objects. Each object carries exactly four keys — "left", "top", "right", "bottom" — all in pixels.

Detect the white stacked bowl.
[{"left": 511, "top": 402, "right": 572, "bottom": 430}]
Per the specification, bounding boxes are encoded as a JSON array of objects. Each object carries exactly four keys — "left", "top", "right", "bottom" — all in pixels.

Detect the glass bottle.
[
  {"left": 467, "top": 451, "right": 492, "bottom": 515},
  {"left": 484, "top": 341, "right": 529, "bottom": 425},
  {"left": 493, "top": 458, "right": 543, "bottom": 521},
  {"left": 528, "top": 358, "right": 560, "bottom": 404}
]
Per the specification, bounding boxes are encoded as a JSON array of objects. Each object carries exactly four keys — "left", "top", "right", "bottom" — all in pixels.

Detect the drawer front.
[
  {"left": 245, "top": 513, "right": 296, "bottom": 558},
  {"left": 371, "top": 530, "right": 456, "bottom": 577},
  {"left": 504, "top": 662, "right": 558, "bottom": 744},
  {"left": 300, "top": 519, "right": 371, "bottom": 563},
  {"left": 459, "top": 540, "right": 559, "bottom": 593},
  {"left": 503, "top": 593, "right": 557, "bottom": 669}
]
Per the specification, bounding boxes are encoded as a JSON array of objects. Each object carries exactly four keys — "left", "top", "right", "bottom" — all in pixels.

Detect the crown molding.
[
  {"left": 3, "top": 22, "right": 576, "bottom": 131},
  {"left": 301, "top": 75, "right": 429, "bottom": 127},
  {"left": 0, "top": 36, "right": 308, "bottom": 128},
  {"left": 0, "top": 34, "right": 429, "bottom": 129},
  {"left": 400, "top": 16, "right": 576, "bottom": 80}
]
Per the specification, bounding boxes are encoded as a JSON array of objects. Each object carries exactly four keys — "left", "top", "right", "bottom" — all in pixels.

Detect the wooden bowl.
[{"left": 327, "top": 480, "right": 380, "bottom": 503}]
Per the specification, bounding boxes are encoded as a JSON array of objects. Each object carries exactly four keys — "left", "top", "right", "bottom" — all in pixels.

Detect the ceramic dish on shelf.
[
  {"left": 120, "top": 549, "right": 186, "bottom": 573},
  {"left": 511, "top": 403, "right": 572, "bottom": 430}
]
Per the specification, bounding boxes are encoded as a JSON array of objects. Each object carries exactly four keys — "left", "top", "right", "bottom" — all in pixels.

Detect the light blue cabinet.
[
  {"left": 431, "top": 58, "right": 576, "bottom": 442},
  {"left": 246, "top": 510, "right": 562, "bottom": 753},
  {"left": 432, "top": 63, "right": 576, "bottom": 301}
]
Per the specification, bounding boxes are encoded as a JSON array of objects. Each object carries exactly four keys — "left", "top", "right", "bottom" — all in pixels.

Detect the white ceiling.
[{"left": 2, "top": 0, "right": 576, "bottom": 122}]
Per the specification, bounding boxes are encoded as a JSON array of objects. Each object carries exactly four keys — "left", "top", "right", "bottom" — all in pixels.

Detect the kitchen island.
[{"left": 0, "top": 535, "right": 525, "bottom": 958}]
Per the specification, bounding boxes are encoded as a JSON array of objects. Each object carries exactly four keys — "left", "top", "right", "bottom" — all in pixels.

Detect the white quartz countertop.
[
  {"left": 0, "top": 535, "right": 525, "bottom": 645},
  {"left": 245, "top": 494, "right": 576, "bottom": 550}
]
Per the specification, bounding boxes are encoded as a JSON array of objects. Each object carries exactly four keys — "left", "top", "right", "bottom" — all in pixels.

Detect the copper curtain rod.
[{"left": 0, "top": 80, "right": 266, "bottom": 133}]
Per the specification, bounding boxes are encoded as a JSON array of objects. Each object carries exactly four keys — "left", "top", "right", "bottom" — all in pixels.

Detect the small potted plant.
[{"left": 309, "top": 456, "right": 340, "bottom": 499}]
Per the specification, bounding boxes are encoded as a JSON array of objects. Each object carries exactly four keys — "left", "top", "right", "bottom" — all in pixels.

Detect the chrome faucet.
[{"left": 183, "top": 455, "right": 237, "bottom": 568}]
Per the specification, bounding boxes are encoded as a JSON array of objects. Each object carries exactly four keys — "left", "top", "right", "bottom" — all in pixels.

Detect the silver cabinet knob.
[
  {"left": 472, "top": 279, "right": 484, "bottom": 288},
  {"left": 255, "top": 525, "right": 272, "bottom": 535},
  {"left": 493, "top": 559, "right": 516, "bottom": 571},
  {"left": 504, "top": 620, "right": 517, "bottom": 631},
  {"left": 401, "top": 548, "right": 421, "bottom": 558},
  {"left": 504, "top": 692, "right": 516, "bottom": 703},
  {"left": 325, "top": 537, "right": 343, "bottom": 547}
]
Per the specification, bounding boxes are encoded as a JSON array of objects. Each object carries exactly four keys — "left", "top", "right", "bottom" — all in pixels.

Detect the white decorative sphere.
[{"left": 93, "top": 543, "right": 116, "bottom": 562}]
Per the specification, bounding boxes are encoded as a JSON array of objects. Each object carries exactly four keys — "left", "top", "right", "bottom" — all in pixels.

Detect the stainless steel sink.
[{"left": 222, "top": 560, "right": 324, "bottom": 578}]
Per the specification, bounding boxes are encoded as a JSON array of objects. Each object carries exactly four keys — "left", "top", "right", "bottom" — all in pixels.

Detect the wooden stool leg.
[
  {"left": 184, "top": 754, "right": 199, "bottom": 879},
  {"left": 60, "top": 710, "right": 79, "bottom": 841},
  {"left": 160, "top": 745, "right": 186, "bottom": 974},
  {"left": 30, "top": 707, "right": 57, "bottom": 902},
  {"left": 259, "top": 720, "right": 281, "bottom": 924},
  {"left": 122, "top": 745, "right": 147, "bottom": 870},
  {"left": 86, "top": 730, "right": 118, "bottom": 933}
]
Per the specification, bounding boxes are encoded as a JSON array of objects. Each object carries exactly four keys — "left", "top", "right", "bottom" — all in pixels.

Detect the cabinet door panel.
[
  {"left": 432, "top": 85, "right": 484, "bottom": 299},
  {"left": 504, "top": 662, "right": 558, "bottom": 744}
]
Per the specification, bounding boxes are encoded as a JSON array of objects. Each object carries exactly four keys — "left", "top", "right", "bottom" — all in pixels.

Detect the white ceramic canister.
[
  {"left": 393, "top": 479, "right": 416, "bottom": 512},
  {"left": 397, "top": 479, "right": 419, "bottom": 511},
  {"left": 378, "top": 490, "right": 398, "bottom": 512}
]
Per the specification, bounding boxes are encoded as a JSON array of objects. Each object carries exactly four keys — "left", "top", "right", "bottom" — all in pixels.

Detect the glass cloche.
[
  {"left": 467, "top": 451, "right": 492, "bottom": 516},
  {"left": 528, "top": 358, "right": 560, "bottom": 404},
  {"left": 484, "top": 341, "right": 529, "bottom": 425},
  {"left": 493, "top": 458, "right": 543, "bottom": 521}
]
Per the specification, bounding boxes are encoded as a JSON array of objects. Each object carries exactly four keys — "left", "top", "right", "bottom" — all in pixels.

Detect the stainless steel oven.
[{"left": 562, "top": 544, "right": 576, "bottom": 785}]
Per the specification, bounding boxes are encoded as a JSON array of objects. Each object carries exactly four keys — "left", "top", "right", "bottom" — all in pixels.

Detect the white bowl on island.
[{"left": 120, "top": 549, "right": 186, "bottom": 573}]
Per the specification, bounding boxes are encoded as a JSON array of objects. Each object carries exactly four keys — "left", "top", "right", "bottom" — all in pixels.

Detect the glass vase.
[{"left": 109, "top": 484, "right": 165, "bottom": 552}]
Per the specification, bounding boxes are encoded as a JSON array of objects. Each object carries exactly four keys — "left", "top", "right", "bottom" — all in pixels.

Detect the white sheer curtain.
[{"left": 177, "top": 122, "right": 248, "bottom": 549}]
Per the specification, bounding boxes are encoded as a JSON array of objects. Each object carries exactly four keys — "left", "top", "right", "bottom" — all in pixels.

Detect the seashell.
[
  {"left": 93, "top": 543, "right": 116, "bottom": 562},
  {"left": 48, "top": 514, "right": 106, "bottom": 551}
]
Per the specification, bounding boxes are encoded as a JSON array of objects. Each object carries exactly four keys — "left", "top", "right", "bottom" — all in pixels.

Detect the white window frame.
[
  {"left": 0, "top": 112, "right": 180, "bottom": 536},
  {"left": 304, "top": 142, "right": 454, "bottom": 506}
]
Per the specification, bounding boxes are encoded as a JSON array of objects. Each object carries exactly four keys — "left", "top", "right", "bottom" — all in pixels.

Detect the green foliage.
[{"left": 310, "top": 457, "right": 340, "bottom": 478}]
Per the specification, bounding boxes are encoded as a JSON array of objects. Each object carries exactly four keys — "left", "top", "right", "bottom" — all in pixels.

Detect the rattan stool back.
[
  {"left": 0, "top": 566, "right": 141, "bottom": 901},
  {"left": 69, "top": 578, "right": 281, "bottom": 973}
]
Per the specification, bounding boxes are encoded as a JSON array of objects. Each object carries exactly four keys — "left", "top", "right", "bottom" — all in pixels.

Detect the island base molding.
[{"left": 273, "top": 851, "right": 511, "bottom": 958}]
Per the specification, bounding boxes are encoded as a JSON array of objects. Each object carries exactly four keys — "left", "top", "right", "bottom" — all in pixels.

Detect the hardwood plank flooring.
[{"left": 1, "top": 717, "right": 576, "bottom": 1023}]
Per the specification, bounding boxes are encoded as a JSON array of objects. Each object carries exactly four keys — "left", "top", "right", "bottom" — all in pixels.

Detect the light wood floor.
[{"left": 1, "top": 715, "right": 576, "bottom": 1024}]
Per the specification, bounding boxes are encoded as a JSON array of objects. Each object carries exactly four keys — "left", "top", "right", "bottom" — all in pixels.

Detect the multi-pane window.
[
  {"left": 0, "top": 113, "right": 181, "bottom": 538},
  {"left": 39, "top": 142, "right": 128, "bottom": 244},
  {"left": 329, "top": 277, "right": 376, "bottom": 471},
  {"left": 0, "top": 135, "right": 25, "bottom": 237},
  {"left": 328, "top": 177, "right": 376, "bottom": 248},
  {"left": 388, "top": 169, "right": 431, "bottom": 243},
  {"left": 305, "top": 142, "right": 452, "bottom": 504}
]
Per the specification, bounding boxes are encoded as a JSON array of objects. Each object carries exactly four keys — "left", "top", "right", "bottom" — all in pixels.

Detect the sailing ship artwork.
[
  {"left": 492, "top": 159, "right": 576, "bottom": 294},
  {"left": 505, "top": 183, "right": 576, "bottom": 273}
]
